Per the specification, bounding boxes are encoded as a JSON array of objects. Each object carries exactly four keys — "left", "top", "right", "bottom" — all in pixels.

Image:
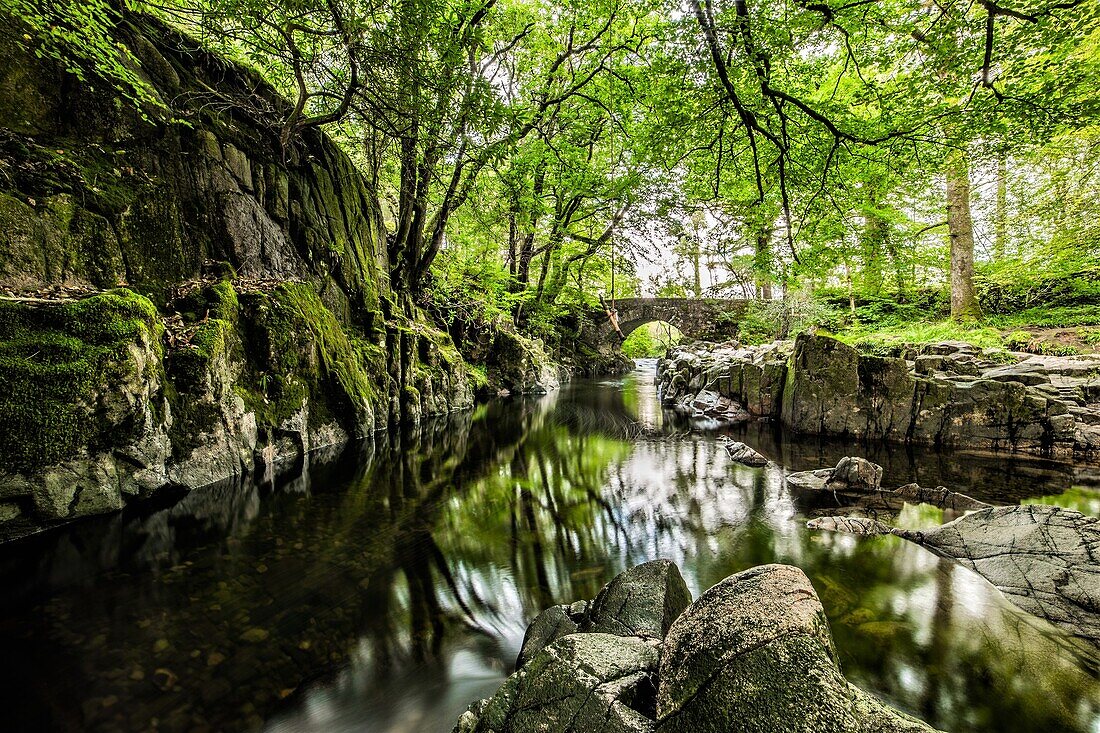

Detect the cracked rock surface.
[
  {"left": 583, "top": 559, "right": 692, "bottom": 640},
  {"left": 456, "top": 634, "right": 659, "bottom": 733},
  {"left": 809, "top": 504, "right": 1100, "bottom": 644},
  {"left": 455, "top": 562, "right": 941, "bottom": 733},
  {"left": 655, "top": 564, "right": 940, "bottom": 733}
]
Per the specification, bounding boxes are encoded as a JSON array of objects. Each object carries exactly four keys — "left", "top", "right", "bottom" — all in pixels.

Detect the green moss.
[
  {"left": 166, "top": 318, "right": 231, "bottom": 393},
  {"left": 238, "top": 283, "right": 380, "bottom": 433},
  {"left": 0, "top": 289, "right": 161, "bottom": 470},
  {"left": 207, "top": 281, "right": 240, "bottom": 322}
]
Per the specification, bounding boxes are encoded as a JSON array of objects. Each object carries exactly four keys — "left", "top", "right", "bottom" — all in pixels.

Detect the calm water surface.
[{"left": 1, "top": 360, "right": 1099, "bottom": 733}]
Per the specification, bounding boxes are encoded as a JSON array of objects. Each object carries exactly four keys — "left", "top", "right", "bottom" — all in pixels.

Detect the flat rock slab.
[{"left": 809, "top": 505, "right": 1100, "bottom": 644}]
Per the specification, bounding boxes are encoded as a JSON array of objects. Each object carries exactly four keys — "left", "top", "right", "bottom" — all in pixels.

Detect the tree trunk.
[
  {"left": 994, "top": 154, "right": 1008, "bottom": 260},
  {"left": 946, "top": 154, "right": 979, "bottom": 320},
  {"left": 860, "top": 190, "right": 887, "bottom": 296},
  {"left": 690, "top": 236, "right": 702, "bottom": 298},
  {"left": 755, "top": 228, "right": 772, "bottom": 299}
]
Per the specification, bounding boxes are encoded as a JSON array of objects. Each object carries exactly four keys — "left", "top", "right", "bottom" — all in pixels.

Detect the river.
[{"left": 1, "top": 359, "right": 1098, "bottom": 733}]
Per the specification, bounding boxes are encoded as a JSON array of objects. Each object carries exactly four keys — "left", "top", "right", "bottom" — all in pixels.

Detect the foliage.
[
  {"left": 620, "top": 322, "right": 680, "bottom": 358},
  {"left": 737, "top": 295, "right": 845, "bottom": 345},
  {"left": 7, "top": 0, "right": 1100, "bottom": 357},
  {"left": 2, "top": 0, "right": 166, "bottom": 116}
]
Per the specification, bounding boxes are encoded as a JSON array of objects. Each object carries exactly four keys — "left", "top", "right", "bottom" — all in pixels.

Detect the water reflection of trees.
[{"left": 3, "top": 372, "right": 1100, "bottom": 733}]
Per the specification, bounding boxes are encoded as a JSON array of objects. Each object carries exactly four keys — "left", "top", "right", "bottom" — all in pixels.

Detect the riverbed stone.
[
  {"left": 825, "top": 456, "right": 883, "bottom": 492},
  {"left": 460, "top": 634, "right": 659, "bottom": 733},
  {"left": 655, "top": 564, "right": 940, "bottom": 733},
  {"left": 584, "top": 559, "right": 692, "bottom": 640},
  {"left": 724, "top": 440, "right": 769, "bottom": 466}
]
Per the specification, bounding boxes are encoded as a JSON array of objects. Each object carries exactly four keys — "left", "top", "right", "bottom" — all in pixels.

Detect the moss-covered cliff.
[{"left": 0, "top": 12, "right": 475, "bottom": 539}]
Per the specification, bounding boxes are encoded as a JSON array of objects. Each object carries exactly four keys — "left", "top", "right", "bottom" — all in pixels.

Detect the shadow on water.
[{"left": 0, "top": 358, "right": 1098, "bottom": 733}]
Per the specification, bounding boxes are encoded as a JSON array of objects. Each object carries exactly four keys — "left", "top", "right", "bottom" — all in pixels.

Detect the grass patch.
[
  {"left": 835, "top": 320, "right": 1005, "bottom": 353},
  {"left": 984, "top": 304, "right": 1100, "bottom": 329}
]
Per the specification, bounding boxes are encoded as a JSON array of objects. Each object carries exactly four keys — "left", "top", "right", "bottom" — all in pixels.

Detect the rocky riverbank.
[
  {"left": 0, "top": 13, "right": 486, "bottom": 540},
  {"left": 659, "top": 333, "right": 1100, "bottom": 461},
  {"left": 453, "top": 560, "right": 941, "bottom": 733}
]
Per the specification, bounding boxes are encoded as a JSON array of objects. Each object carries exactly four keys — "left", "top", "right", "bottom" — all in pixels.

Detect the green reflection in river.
[{"left": 1, "top": 367, "right": 1099, "bottom": 733}]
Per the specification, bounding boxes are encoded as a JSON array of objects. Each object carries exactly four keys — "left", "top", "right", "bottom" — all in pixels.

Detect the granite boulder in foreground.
[
  {"left": 809, "top": 504, "right": 1100, "bottom": 645},
  {"left": 454, "top": 561, "right": 942, "bottom": 733}
]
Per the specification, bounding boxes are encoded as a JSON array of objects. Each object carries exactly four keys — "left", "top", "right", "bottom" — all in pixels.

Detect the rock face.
[
  {"left": 809, "top": 504, "right": 1100, "bottom": 644},
  {"left": 658, "top": 334, "right": 1100, "bottom": 461},
  {"left": 487, "top": 329, "right": 562, "bottom": 395},
  {"left": 455, "top": 562, "right": 941, "bottom": 733},
  {"left": 0, "top": 13, "right": 475, "bottom": 540}
]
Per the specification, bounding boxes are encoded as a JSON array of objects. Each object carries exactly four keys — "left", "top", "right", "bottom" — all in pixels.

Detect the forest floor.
[{"left": 834, "top": 304, "right": 1100, "bottom": 356}]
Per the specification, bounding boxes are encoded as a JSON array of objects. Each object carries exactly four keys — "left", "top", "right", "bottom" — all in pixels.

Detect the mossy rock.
[{"left": 0, "top": 289, "right": 161, "bottom": 471}]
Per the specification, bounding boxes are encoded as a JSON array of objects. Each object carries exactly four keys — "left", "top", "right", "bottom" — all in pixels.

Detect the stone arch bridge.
[{"left": 585, "top": 297, "right": 753, "bottom": 352}]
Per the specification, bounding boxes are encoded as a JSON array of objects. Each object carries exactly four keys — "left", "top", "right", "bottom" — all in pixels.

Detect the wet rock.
[
  {"left": 655, "top": 564, "right": 940, "bottom": 733},
  {"left": 458, "top": 634, "right": 659, "bottom": 733},
  {"left": 584, "top": 559, "right": 692, "bottom": 640},
  {"left": 786, "top": 468, "right": 832, "bottom": 494},
  {"left": 724, "top": 441, "right": 768, "bottom": 467},
  {"left": 515, "top": 605, "right": 578, "bottom": 670},
  {"left": 825, "top": 456, "right": 883, "bottom": 492},
  {"left": 809, "top": 505, "right": 1100, "bottom": 644},
  {"left": 787, "top": 456, "right": 882, "bottom": 503},
  {"left": 460, "top": 562, "right": 941, "bottom": 733},
  {"left": 889, "top": 483, "right": 990, "bottom": 511}
]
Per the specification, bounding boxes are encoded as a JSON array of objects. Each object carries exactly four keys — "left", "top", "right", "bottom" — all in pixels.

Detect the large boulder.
[
  {"left": 456, "top": 633, "right": 659, "bottom": 733},
  {"left": 584, "top": 559, "right": 693, "bottom": 640},
  {"left": 655, "top": 564, "right": 941, "bottom": 733},
  {"left": 780, "top": 334, "right": 863, "bottom": 436}
]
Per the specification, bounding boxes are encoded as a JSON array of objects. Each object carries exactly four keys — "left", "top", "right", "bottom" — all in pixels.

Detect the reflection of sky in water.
[{"left": 1, "top": 360, "right": 1098, "bottom": 733}]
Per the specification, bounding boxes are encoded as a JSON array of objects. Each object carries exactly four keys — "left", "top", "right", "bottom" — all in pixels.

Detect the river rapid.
[{"left": 1, "top": 359, "right": 1098, "bottom": 733}]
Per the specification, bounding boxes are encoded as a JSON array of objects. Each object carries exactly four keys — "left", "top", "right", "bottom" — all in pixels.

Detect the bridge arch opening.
[{"left": 620, "top": 321, "right": 682, "bottom": 359}]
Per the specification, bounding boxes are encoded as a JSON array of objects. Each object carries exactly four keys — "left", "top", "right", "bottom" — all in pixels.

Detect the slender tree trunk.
[
  {"left": 995, "top": 154, "right": 1008, "bottom": 260},
  {"left": 690, "top": 236, "right": 702, "bottom": 298},
  {"left": 507, "top": 203, "right": 519, "bottom": 277},
  {"left": 860, "top": 189, "right": 887, "bottom": 296},
  {"left": 755, "top": 228, "right": 772, "bottom": 299},
  {"left": 946, "top": 154, "right": 979, "bottom": 320}
]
